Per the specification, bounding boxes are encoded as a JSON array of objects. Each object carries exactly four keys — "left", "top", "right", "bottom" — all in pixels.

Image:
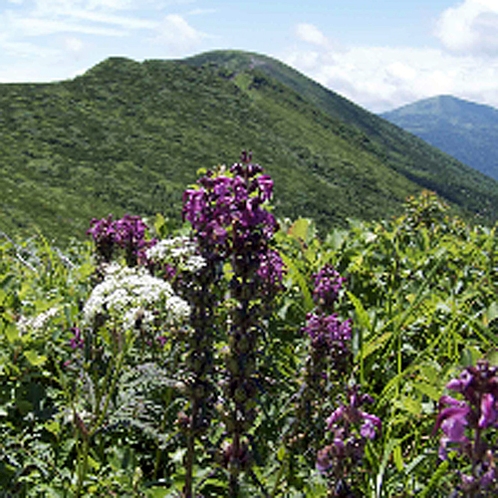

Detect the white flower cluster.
[
  {"left": 83, "top": 263, "right": 190, "bottom": 329},
  {"left": 146, "top": 236, "right": 206, "bottom": 273},
  {"left": 17, "top": 306, "right": 59, "bottom": 335}
]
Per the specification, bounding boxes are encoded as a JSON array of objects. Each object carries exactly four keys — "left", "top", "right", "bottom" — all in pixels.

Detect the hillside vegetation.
[{"left": 1, "top": 51, "right": 498, "bottom": 243}]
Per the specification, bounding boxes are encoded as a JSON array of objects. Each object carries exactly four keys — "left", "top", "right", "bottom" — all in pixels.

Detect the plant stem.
[
  {"left": 184, "top": 399, "right": 198, "bottom": 498},
  {"left": 75, "top": 436, "right": 90, "bottom": 498}
]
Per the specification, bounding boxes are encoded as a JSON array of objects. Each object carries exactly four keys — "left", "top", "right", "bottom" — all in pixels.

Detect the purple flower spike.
[
  {"left": 87, "top": 214, "right": 153, "bottom": 266},
  {"left": 312, "top": 264, "right": 346, "bottom": 310},
  {"left": 318, "top": 385, "right": 381, "bottom": 479}
]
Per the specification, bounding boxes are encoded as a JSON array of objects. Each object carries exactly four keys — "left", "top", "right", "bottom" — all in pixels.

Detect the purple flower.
[
  {"left": 87, "top": 214, "right": 153, "bottom": 266},
  {"left": 326, "top": 405, "right": 346, "bottom": 429},
  {"left": 359, "top": 412, "right": 382, "bottom": 439},
  {"left": 302, "top": 312, "right": 352, "bottom": 352},
  {"left": 257, "top": 248, "right": 285, "bottom": 289},
  {"left": 312, "top": 264, "right": 346, "bottom": 310},
  {"left": 318, "top": 386, "right": 381, "bottom": 478},
  {"left": 182, "top": 158, "right": 279, "bottom": 269},
  {"left": 434, "top": 360, "right": 498, "bottom": 492},
  {"left": 479, "top": 392, "right": 498, "bottom": 429},
  {"left": 256, "top": 175, "right": 273, "bottom": 201},
  {"left": 440, "top": 407, "right": 469, "bottom": 442},
  {"left": 69, "top": 327, "right": 84, "bottom": 350}
]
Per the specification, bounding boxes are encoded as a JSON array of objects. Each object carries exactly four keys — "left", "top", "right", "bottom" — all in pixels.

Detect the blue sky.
[{"left": 2, "top": 0, "right": 498, "bottom": 112}]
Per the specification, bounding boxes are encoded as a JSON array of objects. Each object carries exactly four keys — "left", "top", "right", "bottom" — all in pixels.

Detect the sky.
[{"left": 2, "top": 0, "right": 498, "bottom": 112}]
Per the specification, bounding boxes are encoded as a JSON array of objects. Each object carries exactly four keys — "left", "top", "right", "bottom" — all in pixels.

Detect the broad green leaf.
[
  {"left": 393, "top": 444, "right": 404, "bottom": 472},
  {"left": 287, "top": 218, "right": 314, "bottom": 243},
  {"left": 5, "top": 322, "right": 19, "bottom": 342},
  {"left": 483, "top": 301, "right": 498, "bottom": 326},
  {"left": 24, "top": 349, "right": 47, "bottom": 366},
  {"left": 413, "top": 381, "right": 441, "bottom": 401}
]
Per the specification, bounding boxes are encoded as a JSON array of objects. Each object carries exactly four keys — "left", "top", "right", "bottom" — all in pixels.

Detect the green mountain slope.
[
  {"left": 381, "top": 95, "right": 498, "bottom": 181},
  {"left": 186, "top": 51, "right": 498, "bottom": 216},
  {"left": 1, "top": 52, "right": 497, "bottom": 243}
]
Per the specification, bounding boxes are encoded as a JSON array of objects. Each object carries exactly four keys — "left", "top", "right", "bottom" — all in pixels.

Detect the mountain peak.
[{"left": 382, "top": 95, "right": 498, "bottom": 180}]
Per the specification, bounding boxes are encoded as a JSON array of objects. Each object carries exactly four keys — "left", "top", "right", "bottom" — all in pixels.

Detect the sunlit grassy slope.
[{"left": 1, "top": 51, "right": 497, "bottom": 243}]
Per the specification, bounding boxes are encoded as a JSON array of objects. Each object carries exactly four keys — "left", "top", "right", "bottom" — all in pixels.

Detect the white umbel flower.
[
  {"left": 146, "top": 236, "right": 206, "bottom": 273},
  {"left": 17, "top": 306, "right": 59, "bottom": 335},
  {"left": 83, "top": 264, "right": 190, "bottom": 328}
]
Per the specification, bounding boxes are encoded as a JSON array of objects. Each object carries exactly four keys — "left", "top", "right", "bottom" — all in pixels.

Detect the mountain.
[
  {"left": 1, "top": 51, "right": 498, "bottom": 244},
  {"left": 381, "top": 95, "right": 498, "bottom": 181}
]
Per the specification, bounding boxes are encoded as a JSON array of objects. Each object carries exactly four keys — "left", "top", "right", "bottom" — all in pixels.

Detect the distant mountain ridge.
[
  {"left": 381, "top": 95, "right": 498, "bottom": 181},
  {"left": 1, "top": 51, "right": 498, "bottom": 243}
]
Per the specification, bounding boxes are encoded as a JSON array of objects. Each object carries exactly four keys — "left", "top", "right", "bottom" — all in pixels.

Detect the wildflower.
[
  {"left": 145, "top": 236, "right": 206, "bottom": 276},
  {"left": 312, "top": 264, "right": 346, "bottom": 310},
  {"left": 434, "top": 360, "right": 498, "bottom": 492},
  {"left": 83, "top": 263, "right": 189, "bottom": 329},
  {"left": 88, "top": 214, "right": 154, "bottom": 266},
  {"left": 69, "top": 327, "right": 84, "bottom": 350},
  {"left": 17, "top": 306, "right": 59, "bottom": 335},
  {"left": 302, "top": 312, "right": 352, "bottom": 354},
  {"left": 317, "top": 386, "right": 381, "bottom": 495}
]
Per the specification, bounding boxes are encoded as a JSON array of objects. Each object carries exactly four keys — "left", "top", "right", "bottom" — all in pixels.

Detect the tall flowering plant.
[
  {"left": 289, "top": 263, "right": 381, "bottom": 496},
  {"left": 183, "top": 153, "right": 283, "bottom": 496},
  {"left": 292, "top": 265, "right": 352, "bottom": 456},
  {"left": 434, "top": 360, "right": 498, "bottom": 496},
  {"left": 183, "top": 151, "right": 284, "bottom": 495}
]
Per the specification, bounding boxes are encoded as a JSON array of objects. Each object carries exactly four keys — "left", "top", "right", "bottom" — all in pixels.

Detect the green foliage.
[
  {"left": 2, "top": 52, "right": 498, "bottom": 244},
  {"left": 1, "top": 191, "right": 498, "bottom": 496}
]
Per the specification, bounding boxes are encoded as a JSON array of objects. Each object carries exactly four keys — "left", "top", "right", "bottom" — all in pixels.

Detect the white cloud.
[
  {"left": 284, "top": 6, "right": 498, "bottom": 112},
  {"left": 436, "top": 0, "right": 498, "bottom": 54},
  {"left": 61, "top": 9, "right": 155, "bottom": 29},
  {"left": 284, "top": 43, "right": 498, "bottom": 112},
  {"left": 64, "top": 36, "right": 84, "bottom": 53},
  {"left": 296, "top": 23, "right": 329, "bottom": 47},
  {"left": 154, "top": 13, "right": 203, "bottom": 52}
]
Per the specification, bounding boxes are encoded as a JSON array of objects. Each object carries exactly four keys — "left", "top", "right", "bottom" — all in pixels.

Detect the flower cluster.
[
  {"left": 83, "top": 263, "right": 190, "bottom": 332},
  {"left": 434, "top": 360, "right": 498, "bottom": 493},
  {"left": 182, "top": 157, "right": 278, "bottom": 263},
  {"left": 87, "top": 214, "right": 154, "bottom": 266},
  {"left": 302, "top": 264, "right": 351, "bottom": 367},
  {"left": 302, "top": 313, "right": 352, "bottom": 355},
  {"left": 312, "top": 264, "right": 346, "bottom": 310},
  {"left": 145, "top": 236, "right": 206, "bottom": 278},
  {"left": 317, "top": 386, "right": 381, "bottom": 476},
  {"left": 17, "top": 306, "right": 59, "bottom": 335},
  {"left": 182, "top": 153, "right": 283, "bottom": 494},
  {"left": 257, "top": 248, "right": 285, "bottom": 294}
]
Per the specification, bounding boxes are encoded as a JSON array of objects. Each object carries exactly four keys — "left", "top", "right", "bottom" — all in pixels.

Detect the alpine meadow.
[{"left": 1, "top": 51, "right": 498, "bottom": 497}]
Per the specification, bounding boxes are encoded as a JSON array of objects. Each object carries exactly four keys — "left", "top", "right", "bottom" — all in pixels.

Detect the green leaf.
[
  {"left": 287, "top": 218, "right": 315, "bottom": 244},
  {"left": 413, "top": 381, "right": 441, "bottom": 401},
  {"left": 347, "top": 291, "right": 372, "bottom": 332},
  {"left": 360, "top": 331, "right": 392, "bottom": 360},
  {"left": 24, "top": 349, "right": 47, "bottom": 366},
  {"left": 484, "top": 301, "right": 498, "bottom": 325},
  {"left": 5, "top": 322, "right": 19, "bottom": 342},
  {"left": 44, "top": 420, "right": 60, "bottom": 437},
  {"left": 393, "top": 444, "right": 404, "bottom": 472}
]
